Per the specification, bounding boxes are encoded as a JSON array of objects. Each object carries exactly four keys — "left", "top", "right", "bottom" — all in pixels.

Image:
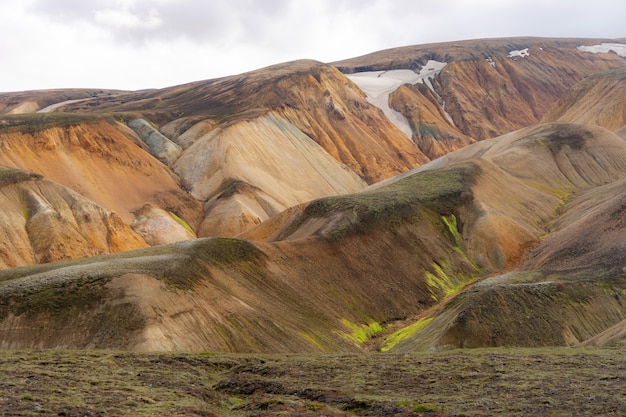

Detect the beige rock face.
[
  {"left": 131, "top": 204, "right": 196, "bottom": 246},
  {"left": 127, "top": 118, "right": 182, "bottom": 166},
  {"left": 0, "top": 170, "right": 148, "bottom": 268},
  {"left": 174, "top": 113, "right": 368, "bottom": 236},
  {"left": 0, "top": 120, "right": 201, "bottom": 226}
]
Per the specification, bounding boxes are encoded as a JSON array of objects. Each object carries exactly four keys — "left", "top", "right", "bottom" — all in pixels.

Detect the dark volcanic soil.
[{"left": 0, "top": 348, "right": 624, "bottom": 416}]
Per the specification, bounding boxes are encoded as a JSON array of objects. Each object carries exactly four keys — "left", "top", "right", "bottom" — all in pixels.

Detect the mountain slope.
[
  {"left": 542, "top": 69, "right": 626, "bottom": 131},
  {"left": 0, "top": 167, "right": 148, "bottom": 268},
  {"left": 335, "top": 37, "right": 626, "bottom": 141},
  {"left": 0, "top": 115, "right": 201, "bottom": 225},
  {"left": 1, "top": 37, "right": 626, "bottom": 352},
  {"left": 2, "top": 120, "right": 626, "bottom": 352},
  {"left": 377, "top": 123, "right": 626, "bottom": 351}
]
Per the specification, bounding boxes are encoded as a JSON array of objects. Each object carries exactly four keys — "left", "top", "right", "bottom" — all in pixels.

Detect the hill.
[{"left": 0, "top": 37, "right": 625, "bottom": 352}]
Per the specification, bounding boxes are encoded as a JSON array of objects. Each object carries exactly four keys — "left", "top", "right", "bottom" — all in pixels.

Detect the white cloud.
[
  {"left": 0, "top": 0, "right": 624, "bottom": 92},
  {"left": 94, "top": 7, "right": 162, "bottom": 30}
]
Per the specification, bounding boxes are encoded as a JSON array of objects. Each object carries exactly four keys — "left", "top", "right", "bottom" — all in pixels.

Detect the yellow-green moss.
[
  {"left": 341, "top": 319, "right": 384, "bottom": 345},
  {"left": 168, "top": 211, "right": 195, "bottom": 235},
  {"left": 297, "top": 332, "right": 328, "bottom": 351},
  {"left": 425, "top": 260, "right": 466, "bottom": 301},
  {"left": 442, "top": 214, "right": 461, "bottom": 245},
  {"left": 381, "top": 318, "right": 433, "bottom": 352}
]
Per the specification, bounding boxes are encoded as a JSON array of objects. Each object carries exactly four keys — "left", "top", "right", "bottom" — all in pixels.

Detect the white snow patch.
[
  {"left": 577, "top": 43, "right": 626, "bottom": 57},
  {"left": 37, "top": 98, "right": 90, "bottom": 113},
  {"left": 347, "top": 60, "right": 448, "bottom": 140},
  {"left": 508, "top": 48, "right": 529, "bottom": 58}
]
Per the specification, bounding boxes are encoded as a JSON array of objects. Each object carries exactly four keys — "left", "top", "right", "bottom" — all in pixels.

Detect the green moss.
[
  {"left": 425, "top": 260, "right": 467, "bottom": 301},
  {"left": 341, "top": 319, "right": 384, "bottom": 345},
  {"left": 381, "top": 317, "right": 433, "bottom": 352},
  {"left": 297, "top": 332, "right": 328, "bottom": 351},
  {"left": 168, "top": 211, "right": 195, "bottom": 235},
  {"left": 279, "top": 162, "right": 478, "bottom": 240},
  {"left": 442, "top": 214, "right": 461, "bottom": 245},
  {"left": 0, "top": 274, "right": 109, "bottom": 320},
  {"left": 0, "top": 113, "right": 100, "bottom": 133},
  {"left": 0, "top": 167, "right": 42, "bottom": 187}
]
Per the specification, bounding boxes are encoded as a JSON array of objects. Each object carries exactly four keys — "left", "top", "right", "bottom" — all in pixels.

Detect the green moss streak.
[
  {"left": 442, "top": 214, "right": 461, "bottom": 245},
  {"left": 381, "top": 318, "right": 433, "bottom": 352},
  {"left": 168, "top": 211, "right": 195, "bottom": 235},
  {"left": 341, "top": 319, "right": 384, "bottom": 346}
]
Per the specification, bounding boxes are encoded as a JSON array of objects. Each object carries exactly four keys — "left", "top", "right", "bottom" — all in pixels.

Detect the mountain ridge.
[{"left": 0, "top": 36, "right": 625, "bottom": 352}]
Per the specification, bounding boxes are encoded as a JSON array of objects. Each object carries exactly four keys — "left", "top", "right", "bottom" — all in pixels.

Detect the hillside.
[
  {"left": 0, "top": 37, "right": 625, "bottom": 353},
  {"left": 2, "top": 38, "right": 624, "bottom": 241},
  {"left": 1, "top": 119, "right": 626, "bottom": 352},
  {"left": 335, "top": 37, "right": 626, "bottom": 143}
]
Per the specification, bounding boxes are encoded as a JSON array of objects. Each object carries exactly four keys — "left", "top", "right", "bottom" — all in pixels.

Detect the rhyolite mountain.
[{"left": 0, "top": 37, "right": 625, "bottom": 351}]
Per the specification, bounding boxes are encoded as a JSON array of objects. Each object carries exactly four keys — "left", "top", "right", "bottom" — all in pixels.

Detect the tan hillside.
[
  {"left": 174, "top": 113, "right": 368, "bottom": 236},
  {"left": 0, "top": 115, "right": 202, "bottom": 226},
  {"left": 542, "top": 69, "right": 626, "bottom": 131},
  {"left": 0, "top": 167, "right": 148, "bottom": 269},
  {"left": 374, "top": 123, "right": 626, "bottom": 351},
  {"left": 3, "top": 121, "right": 626, "bottom": 352}
]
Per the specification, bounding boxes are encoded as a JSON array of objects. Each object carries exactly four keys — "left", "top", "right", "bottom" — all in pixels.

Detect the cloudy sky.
[{"left": 1, "top": 0, "right": 624, "bottom": 92}]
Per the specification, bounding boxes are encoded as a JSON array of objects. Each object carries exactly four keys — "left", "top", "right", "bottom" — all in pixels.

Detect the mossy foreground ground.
[{"left": 0, "top": 349, "right": 624, "bottom": 416}]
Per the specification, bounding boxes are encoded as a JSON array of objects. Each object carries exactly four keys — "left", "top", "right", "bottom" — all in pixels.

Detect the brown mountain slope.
[
  {"left": 2, "top": 122, "right": 625, "bottom": 352},
  {"left": 542, "top": 69, "right": 626, "bottom": 131},
  {"left": 0, "top": 162, "right": 483, "bottom": 351},
  {"left": 40, "top": 60, "right": 431, "bottom": 236},
  {"left": 335, "top": 37, "right": 626, "bottom": 141},
  {"left": 375, "top": 124, "right": 626, "bottom": 351},
  {"left": 0, "top": 89, "right": 125, "bottom": 115},
  {"left": 58, "top": 60, "right": 430, "bottom": 183},
  {"left": 0, "top": 167, "right": 148, "bottom": 268},
  {"left": 0, "top": 115, "right": 201, "bottom": 227}
]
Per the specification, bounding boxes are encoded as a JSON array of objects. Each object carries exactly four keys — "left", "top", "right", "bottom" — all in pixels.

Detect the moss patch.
[
  {"left": 381, "top": 318, "right": 433, "bottom": 352},
  {"left": 279, "top": 162, "right": 478, "bottom": 240},
  {"left": 0, "top": 113, "right": 101, "bottom": 133},
  {"left": 341, "top": 319, "right": 384, "bottom": 346},
  {"left": 0, "top": 167, "right": 42, "bottom": 187},
  {"left": 168, "top": 211, "right": 195, "bottom": 235}
]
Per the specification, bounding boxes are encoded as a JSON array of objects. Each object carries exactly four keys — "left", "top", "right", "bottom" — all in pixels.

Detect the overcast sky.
[{"left": 1, "top": 0, "right": 625, "bottom": 92}]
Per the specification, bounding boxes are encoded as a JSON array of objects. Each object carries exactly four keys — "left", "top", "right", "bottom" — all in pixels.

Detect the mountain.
[
  {"left": 0, "top": 37, "right": 625, "bottom": 352},
  {"left": 1, "top": 120, "right": 625, "bottom": 351},
  {"left": 335, "top": 37, "right": 626, "bottom": 145}
]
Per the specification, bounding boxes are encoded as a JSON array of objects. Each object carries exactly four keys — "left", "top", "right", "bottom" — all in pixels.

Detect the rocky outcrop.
[
  {"left": 131, "top": 204, "right": 196, "bottom": 246},
  {"left": 127, "top": 119, "right": 182, "bottom": 166}
]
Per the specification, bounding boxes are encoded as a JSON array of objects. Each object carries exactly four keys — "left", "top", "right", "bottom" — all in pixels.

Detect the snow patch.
[
  {"left": 37, "top": 98, "right": 90, "bottom": 113},
  {"left": 508, "top": 48, "right": 529, "bottom": 58},
  {"left": 347, "top": 60, "right": 448, "bottom": 140},
  {"left": 577, "top": 43, "right": 626, "bottom": 57}
]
